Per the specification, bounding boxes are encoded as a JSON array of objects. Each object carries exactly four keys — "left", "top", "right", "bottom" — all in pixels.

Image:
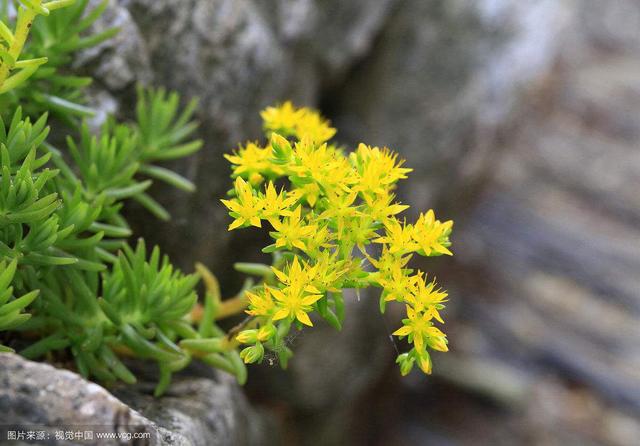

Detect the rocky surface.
[
  {"left": 385, "top": 1, "right": 640, "bottom": 445},
  {"left": 240, "top": 290, "right": 394, "bottom": 445},
  {"left": 328, "top": 0, "right": 571, "bottom": 211},
  {"left": 0, "top": 353, "right": 272, "bottom": 445},
  {"left": 459, "top": 0, "right": 640, "bottom": 413}
]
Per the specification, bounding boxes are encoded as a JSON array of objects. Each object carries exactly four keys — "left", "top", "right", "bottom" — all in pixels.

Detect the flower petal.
[
  {"left": 302, "top": 293, "right": 322, "bottom": 305},
  {"left": 228, "top": 219, "right": 244, "bottom": 231},
  {"left": 392, "top": 325, "right": 412, "bottom": 336},
  {"left": 273, "top": 308, "right": 290, "bottom": 321},
  {"left": 296, "top": 309, "right": 313, "bottom": 326},
  {"left": 270, "top": 288, "right": 286, "bottom": 302}
]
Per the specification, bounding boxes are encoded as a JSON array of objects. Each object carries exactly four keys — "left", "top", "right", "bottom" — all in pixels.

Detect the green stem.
[{"left": 0, "top": 5, "right": 39, "bottom": 90}]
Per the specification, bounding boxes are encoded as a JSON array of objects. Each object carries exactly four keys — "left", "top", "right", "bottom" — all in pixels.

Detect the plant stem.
[
  {"left": 191, "top": 262, "right": 250, "bottom": 322},
  {"left": 215, "top": 294, "right": 249, "bottom": 320},
  {"left": 189, "top": 293, "right": 249, "bottom": 323},
  {"left": 0, "top": 6, "right": 38, "bottom": 90}
]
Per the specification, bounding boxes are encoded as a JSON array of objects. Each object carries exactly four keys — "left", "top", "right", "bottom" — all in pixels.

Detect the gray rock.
[
  {"left": 246, "top": 290, "right": 394, "bottom": 446},
  {"left": 419, "top": 0, "right": 640, "bottom": 443},
  {"left": 451, "top": 0, "right": 640, "bottom": 414},
  {"left": 75, "top": 0, "right": 152, "bottom": 91},
  {"left": 0, "top": 353, "right": 272, "bottom": 446},
  {"left": 329, "top": 0, "right": 570, "bottom": 212},
  {"left": 259, "top": 0, "right": 398, "bottom": 81}
]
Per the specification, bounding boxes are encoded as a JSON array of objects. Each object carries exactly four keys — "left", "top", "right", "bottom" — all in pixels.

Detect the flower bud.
[
  {"left": 417, "top": 351, "right": 432, "bottom": 374},
  {"left": 396, "top": 353, "right": 415, "bottom": 376},
  {"left": 249, "top": 172, "right": 264, "bottom": 185},
  {"left": 429, "top": 335, "right": 449, "bottom": 352},
  {"left": 257, "top": 324, "right": 276, "bottom": 341},
  {"left": 240, "top": 342, "right": 265, "bottom": 364},
  {"left": 236, "top": 329, "right": 258, "bottom": 344},
  {"left": 270, "top": 133, "right": 292, "bottom": 163}
]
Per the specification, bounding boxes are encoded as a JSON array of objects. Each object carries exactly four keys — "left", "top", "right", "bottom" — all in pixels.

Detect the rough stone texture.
[
  {"left": 242, "top": 291, "right": 394, "bottom": 445},
  {"left": 117, "top": 0, "right": 299, "bottom": 279},
  {"left": 329, "top": 0, "right": 572, "bottom": 212},
  {"left": 454, "top": 0, "right": 640, "bottom": 412},
  {"left": 75, "top": 0, "right": 152, "bottom": 91},
  {"left": 384, "top": 0, "right": 640, "bottom": 445},
  {"left": 0, "top": 353, "right": 271, "bottom": 446}
]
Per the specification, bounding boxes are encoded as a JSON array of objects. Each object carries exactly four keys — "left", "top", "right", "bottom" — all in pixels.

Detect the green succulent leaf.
[{"left": 0, "top": 0, "right": 256, "bottom": 397}]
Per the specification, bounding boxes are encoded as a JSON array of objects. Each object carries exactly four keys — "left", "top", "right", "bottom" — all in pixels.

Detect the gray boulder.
[
  {"left": 330, "top": 0, "right": 571, "bottom": 211},
  {"left": 0, "top": 353, "right": 273, "bottom": 446}
]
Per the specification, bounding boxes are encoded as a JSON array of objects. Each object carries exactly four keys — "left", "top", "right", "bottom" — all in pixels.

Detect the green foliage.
[
  {"left": 0, "top": 0, "right": 117, "bottom": 119},
  {"left": 0, "top": 259, "right": 39, "bottom": 352},
  {"left": 0, "top": 0, "right": 247, "bottom": 395},
  {"left": 0, "top": 87, "right": 219, "bottom": 392}
]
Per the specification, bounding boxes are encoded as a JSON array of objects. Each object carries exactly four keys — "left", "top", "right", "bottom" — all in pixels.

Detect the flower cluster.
[{"left": 223, "top": 102, "right": 453, "bottom": 376}]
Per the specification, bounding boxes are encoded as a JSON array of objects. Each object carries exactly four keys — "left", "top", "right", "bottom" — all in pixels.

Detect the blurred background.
[{"left": 84, "top": 0, "right": 640, "bottom": 444}]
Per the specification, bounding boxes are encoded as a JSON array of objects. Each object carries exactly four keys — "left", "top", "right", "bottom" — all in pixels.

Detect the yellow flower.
[
  {"left": 393, "top": 307, "right": 448, "bottom": 352},
  {"left": 406, "top": 273, "right": 448, "bottom": 323},
  {"left": 407, "top": 271, "right": 448, "bottom": 323},
  {"left": 345, "top": 215, "right": 378, "bottom": 254},
  {"left": 270, "top": 257, "right": 322, "bottom": 326},
  {"left": 260, "top": 181, "right": 296, "bottom": 221},
  {"left": 269, "top": 205, "right": 316, "bottom": 251},
  {"left": 221, "top": 176, "right": 263, "bottom": 230},
  {"left": 286, "top": 140, "right": 354, "bottom": 199},
  {"left": 377, "top": 263, "right": 415, "bottom": 303},
  {"left": 224, "top": 142, "right": 283, "bottom": 184},
  {"left": 261, "top": 102, "right": 335, "bottom": 143},
  {"left": 373, "top": 218, "right": 417, "bottom": 255},
  {"left": 289, "top": 139, "right": 333, "bottom": 180},
  {"left": 303, "top": 223, "right": 334, "bottom": 255},
  {"left": 245, "top": 285, "right": 276, "bottom": 317},
  {"left": 271, "top": 286, "right": 322, "bottom": 326},
  {"left": 261, "top": 101, "right": 302, "bottom": 137},
  {"left": 366, "top": 247, "right": 411, "bottom": 277},
  {"left": 302, "top": 251, "right": 350, "bottom": 293},
  {"left": 413, "top": 210, "right": 453, "bottom": 256},
  {"left": 225, "top": 101, "right": 455, "bottom": 377},
  {"left": 350, "top": 144, "right": 412, "bottom": 197},
  {"left": 292, "top": 182, "right": 322, "bottom": 208},
  {"left": 317, "top": 191, "right": 360, "bottom": 234},
  {"left": 295, "top": 110, "right": 336, "bottom": 143},
  {"left": 271, "top": 256, "right": 317, "bottom": 291},
  {"left": 363, "top": 191, "right": 409, "bottom": 224}
]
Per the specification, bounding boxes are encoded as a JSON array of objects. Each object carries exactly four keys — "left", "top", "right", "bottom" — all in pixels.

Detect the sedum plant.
[
  {"left": 0, "top": 0, "right": 229, "bottom": 395},
  {"left": 222, "top": 102, "right": 454, "bottom": 376},
  {"left": 0, "top": 0, "right": 454, "bottom": 395},
  {"left": 0, "top": 0, "right": 118, "bottom": 119}
]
